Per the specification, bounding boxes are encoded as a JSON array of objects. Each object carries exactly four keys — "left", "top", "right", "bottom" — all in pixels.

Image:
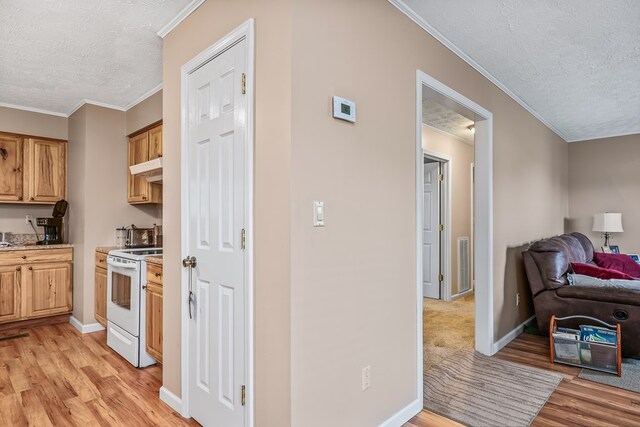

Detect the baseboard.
[
  {"left": 160, "top": 386, "right": 186, "bottom": 416},
  {"left": 69, "top": 316, "right": 105, "bottom": 334},
  {"left": 379, "top": 398, "right": 422, "bottom": 427},
  {"left": 492, "top": 315, "right": 536, "bottom": 354},
  {"left": 451, "top": 288, "right": 474, "bottom": 300}
]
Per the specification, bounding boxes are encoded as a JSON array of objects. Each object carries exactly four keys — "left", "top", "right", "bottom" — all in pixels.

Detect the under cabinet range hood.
[{"left": 129, "top": 158, "right": 163, "bottom": 183}]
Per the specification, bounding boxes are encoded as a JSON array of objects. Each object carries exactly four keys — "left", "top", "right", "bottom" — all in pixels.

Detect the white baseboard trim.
[
  {"left": 492, "top": 315, "right": 536, "bottom": 354},
  {"left": 379, "top": 398, "right": 422, "bottom": 427},
  {"left": 160, "top": 386, "right": 186, "bottom": 416},
  {"left": 451, "top": 288, "right": 474, "bottom": 301},
  {"left": 69, "top": 316, "right": 105, "bottom": 334}
]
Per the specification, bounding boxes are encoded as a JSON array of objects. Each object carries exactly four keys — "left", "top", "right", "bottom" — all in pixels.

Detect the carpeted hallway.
[{"left": 423, "top": 293, "right": 475, "bottom": 371}]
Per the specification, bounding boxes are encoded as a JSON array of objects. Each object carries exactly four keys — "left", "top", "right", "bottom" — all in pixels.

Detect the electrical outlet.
[
  {"left": 362, "top": 365, "right": 371, "bottom": 391},
  {"left": 516, "top": 293, "right": 521, "bottom": 306},
  {"left": 25, "top": 215, "right": 33, "bottom": 225}
]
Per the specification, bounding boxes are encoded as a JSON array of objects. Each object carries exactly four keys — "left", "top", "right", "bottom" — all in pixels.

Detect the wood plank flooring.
[
  {"left": 0, "top": 322, "right": 197, "bottom": 426},
  {"left": 407, "top": 332, "right": 640, "bottom": 427}
]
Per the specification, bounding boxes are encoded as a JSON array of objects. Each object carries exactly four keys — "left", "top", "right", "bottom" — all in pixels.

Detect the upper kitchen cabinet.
[
  {"left": 0, "top": 135, "right": 24, "bottom": 202},
  {"left": 0, "top": 132, "right": 66, "bottom": 204},
  {"left": 25, "top": 138, "right": 67, "bottom": 203},
  {"left": 128, "top": 123, "right": 162, "bottom": 204}
]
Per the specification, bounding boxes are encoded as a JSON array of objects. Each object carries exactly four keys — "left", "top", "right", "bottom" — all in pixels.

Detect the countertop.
[
  {"left": 0, "top": 243, "right": 74, "bottom": 253},
  {"left": 96, "top": 246, "right": 119, "bottom": 254},
  {"left": 146, "top": 256, "right": 163, "bottom": 265}
]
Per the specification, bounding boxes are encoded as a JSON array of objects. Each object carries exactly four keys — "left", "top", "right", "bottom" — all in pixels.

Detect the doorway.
[
  {"left": 180, "top": 20, "right": 255, "bottom": 427},
  {"left": 415, "top": 70, "right": 494, "bottom": 404}
]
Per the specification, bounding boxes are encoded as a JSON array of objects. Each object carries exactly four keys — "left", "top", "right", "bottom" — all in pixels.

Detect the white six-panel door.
[
  {"left": 187, "top": 38, "right": 247, "bottom": 427},
  {"left": 423, "top": 161, "right": 441, "bottom": 299}
]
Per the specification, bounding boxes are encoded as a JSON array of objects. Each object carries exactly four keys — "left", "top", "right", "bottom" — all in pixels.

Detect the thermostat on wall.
[{"left": 333, "top": 96, "right": 356, "bottom": 123}]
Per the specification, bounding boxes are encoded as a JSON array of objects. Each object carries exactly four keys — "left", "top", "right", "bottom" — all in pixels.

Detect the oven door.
[{"left": 106, "top": 257, "right": 140, "bottom": 336}]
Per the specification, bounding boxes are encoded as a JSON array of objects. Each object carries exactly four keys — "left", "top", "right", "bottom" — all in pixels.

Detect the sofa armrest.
[{"left": 556, "top": 286, "right": 640, "bottom": 306}]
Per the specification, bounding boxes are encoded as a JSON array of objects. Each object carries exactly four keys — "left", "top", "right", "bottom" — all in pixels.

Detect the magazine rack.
[{"left": 549, "top": 315, "right": 621, "bottom": 376}]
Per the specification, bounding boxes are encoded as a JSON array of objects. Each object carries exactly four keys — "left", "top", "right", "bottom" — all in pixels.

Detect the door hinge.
[
  {"left": 241, "top": 73, "right": 246, "bottom": 95},
  {"left": 438, "top": 224, "right": 444, "bottom": 232},
  {"left": 241, "top": 228, "right": 246, "bottom": 250},
  {"left": 438, "top": 174, "right": 443, "bottom": 182},
  {"left": 241, "top": 385, "right": 246, "bottom": 406},
  {"left": 438, "top": 274, "right": 444, "bottom": 282}
]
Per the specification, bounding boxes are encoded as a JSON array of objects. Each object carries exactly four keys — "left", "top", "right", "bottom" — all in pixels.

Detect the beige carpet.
[
  {"left": 424, "top": 294, "right": 475, "bottom": 371},
  {"left": 424, "top": 349, "right": 563, "bottom": 427}
]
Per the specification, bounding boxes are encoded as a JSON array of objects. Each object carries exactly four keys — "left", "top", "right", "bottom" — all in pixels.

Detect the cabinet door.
[
  {"left": 148, "top": 125, "right": 163, "bottom": 160},
  {"left": 26, "top": 139, "right": 67, "bottom": 203},
  {"left": 128, "top": 132, "right": 150, "bottom": 203},
  {"left": 24, "top": 263, "right": 72, "bottom": 318},
  {"left": 0, "top": 266, "right": 21, "bottom": 323},
  {"left": 145, "top": 282, "right": 163, "bottom": 363},
  {"left": 0, "top": 135, "right": 24, "bottom": 202},
  {"left": 95, "top": 267, "right": 107, "bottom": 326}
]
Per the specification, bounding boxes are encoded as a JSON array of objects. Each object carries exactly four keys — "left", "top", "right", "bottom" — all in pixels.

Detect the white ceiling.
[
  {"left": 423, "top": 98, "right": 474, "bottom": 144},
  {"left": 398, "top": 0, "right": 640, "bottom": 142},
  {"left": 0, "top": 0, "right": 194, "bottom": 116}
]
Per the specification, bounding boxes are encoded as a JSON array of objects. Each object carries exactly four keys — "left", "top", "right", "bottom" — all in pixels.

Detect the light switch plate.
[{"left": 313, "top": 201, "right": 325, "bottom": 227}]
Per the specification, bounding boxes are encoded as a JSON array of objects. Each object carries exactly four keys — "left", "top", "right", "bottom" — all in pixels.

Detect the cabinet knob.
[
  {"left": 18, "top": 196, "right": 23, "bottom": 201},
  {"left": 30, "top": 197, "right": 34, "bottom": 201},
  {"left": 21, "top": 255, "right": 26, "bottom": 259},
  {"left": 16, "top": 267, "right": 21, "bottom": 272},
  {"left": 155, "top": 272, "right": 161, "bottom": 277},
  {"left": 142, "top": 285, "right": 147, "bottom": 290},
  {"left": 142, "top": 196, "right": 147, "bottom": 200},
  {"left": 28, "top": 267, "right": 32, "bottom": 270}
]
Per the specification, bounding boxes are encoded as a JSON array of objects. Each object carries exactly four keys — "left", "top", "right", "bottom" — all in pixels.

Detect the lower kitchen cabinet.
[
  {"left": 146, "top": 261, "right": 163, "bottom": 363},
  {"left": 95, "top": 251, "right": 108, "bottom": 326},
  {"left": 0, "top": 247, "right": 73, "bottom": 325}
]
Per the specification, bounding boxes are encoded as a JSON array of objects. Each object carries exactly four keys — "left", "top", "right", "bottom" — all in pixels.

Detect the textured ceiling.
[
  {"left": 0, "top": 0, "right": 193, "bottom": 115},
  {"left": 402, "top": 0, "right": 640, "bottom": 142},
  {"left": 423, "top": 98, "right": 474, "bottom": 144}
]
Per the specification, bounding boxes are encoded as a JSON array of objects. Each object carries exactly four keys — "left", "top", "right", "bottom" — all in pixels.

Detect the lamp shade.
[{"left": 593, "top": 213, "right": 623, "bottom": 233}]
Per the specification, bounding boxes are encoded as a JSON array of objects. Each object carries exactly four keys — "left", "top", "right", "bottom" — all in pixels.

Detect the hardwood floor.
[
  {"left": 407, "top": 332, "right": 640, "bottom": 427},
  {"left": 0, "top": 322, "right": 197, "bottom": 426}
]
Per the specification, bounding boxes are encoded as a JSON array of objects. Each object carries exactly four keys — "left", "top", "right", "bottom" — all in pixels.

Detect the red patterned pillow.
[
  {"left": 593, "top": 253, "right": 640, "bottom": 278},
  {"left": 571, "top": 262, "right": 635, "bottom": 280}
]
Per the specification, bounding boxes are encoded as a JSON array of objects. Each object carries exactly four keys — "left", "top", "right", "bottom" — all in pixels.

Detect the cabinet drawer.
[
  {"left": 0, "top": 248, "right": 73, "bottom": 266},
  {"left": 95, "top": 252, "right": 107, "bottom": 270},
  {"left": 147, "top": 263, "right": 163, "bottom": 285}
]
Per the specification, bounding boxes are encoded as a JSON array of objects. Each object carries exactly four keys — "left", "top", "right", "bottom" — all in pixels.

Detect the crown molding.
[
  {"left": 422, "top": 123, "right": 474, "bottom": 146},
  {"left": 389, "top": 0, "right": 569, "bottom": 143},
  {"left": 0, "top": 101, "right": 67, "bottom": 118},
  {"left": 124, "top": 83, "right": 163, "bottom": 110},
  {"left": 66, "top": 99, "right": 126, "bottom": 117},
  {"left": 157, "top": 0, "right": 205, "bottom": 38},
  {"left": 566, "top": 130, "right": 640, "bottom": 143}
]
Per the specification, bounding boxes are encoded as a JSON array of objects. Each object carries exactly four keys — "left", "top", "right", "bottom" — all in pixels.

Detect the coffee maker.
[{"left": 36, "top": 200, "right": 68, "bottom": 245}]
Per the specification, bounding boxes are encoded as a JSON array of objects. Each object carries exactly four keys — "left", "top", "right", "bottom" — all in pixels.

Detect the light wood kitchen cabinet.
[
  {"left": 25, "top": 138, "right": 67, "bottom": 203},
  {"left": 0, "top": 132, "right": 67, "bottom": 205},
  {"left": 0, "top": 248, "right": 73, "bottom": 326},
  {"left": 0, "top": 135, "right": 24, "bottom": 202},
  {"left": 145, "top": 261, "right": 163, "bottom": 363},
  {"left": 95, "top": 251, "right": 108, "bottom": 326},
  {"left": 128, "top": 123, "right": 162, "bottom": 204},
  {"left": 0, "top": 266, "right": 21, "bottom": 322}
]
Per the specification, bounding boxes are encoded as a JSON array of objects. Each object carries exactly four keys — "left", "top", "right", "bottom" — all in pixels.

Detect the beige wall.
[
  {"left": 68, "top": 104, "right": 160, "bottom": 325},
  {"left": 423, "top": 127, "right": 473, "bottom": 295},
  {"left": 126, "top": 90, "right": 163, "bottom": 135},
  {"left": 162, "top": 1, "right": 568, "bottom": 425},
  {"left": 0, "top": 107, "right": 69, "bottom": 236},
  {"left": 163, "top": 1, "right": 292, "bottom": 425},
  {"left": 567, "top": 134, "right": 640, "bottom": 253}
]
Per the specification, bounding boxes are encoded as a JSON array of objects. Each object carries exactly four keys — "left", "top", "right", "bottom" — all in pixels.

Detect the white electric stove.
[{"left": 106, "top": 247, "right": 162, "bottom": 367}]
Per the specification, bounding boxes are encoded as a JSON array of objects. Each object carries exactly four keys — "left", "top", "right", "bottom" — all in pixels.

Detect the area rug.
[
  {"left": 424, "top": 349, "right": 563, "bottom": 427},
  {"left": 578, "top": 358, "right": 640, "bottom": 393}
]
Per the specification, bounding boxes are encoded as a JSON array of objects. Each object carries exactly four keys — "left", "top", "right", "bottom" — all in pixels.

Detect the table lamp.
[{"left": 593, "top": 213, "right": 623, "bottom": 247}]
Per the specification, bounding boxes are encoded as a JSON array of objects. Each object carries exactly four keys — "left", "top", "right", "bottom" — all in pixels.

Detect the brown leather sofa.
[{"left": 523, "top": 232, "right": 640, "bottom": 358}]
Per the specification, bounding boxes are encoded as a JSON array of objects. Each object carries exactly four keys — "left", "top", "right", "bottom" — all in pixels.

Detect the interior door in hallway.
[
  {"left": 186, "top": 38, "right": 247, "bottom": 427},
  {"left": 423, "top": 160, "right": 441, "bottom": 299}
]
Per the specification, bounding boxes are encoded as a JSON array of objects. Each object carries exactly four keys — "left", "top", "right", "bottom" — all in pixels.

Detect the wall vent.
[{"left": 458, "top": 237, "right": 470, "bottom": 293}]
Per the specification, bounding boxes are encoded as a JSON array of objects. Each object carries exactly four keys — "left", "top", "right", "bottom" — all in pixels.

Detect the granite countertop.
[
  {"left": 146, "top": 256, "right": 163, "bottom": 265},
  {"left": 0, "top": 243, "right": 74, "bottom": 253},
  {"left": 96, "top": 246, "right": 120, "bottom": 254}
]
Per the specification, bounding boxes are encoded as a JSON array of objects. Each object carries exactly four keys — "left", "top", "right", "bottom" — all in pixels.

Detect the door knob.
[{"left": 182, "top": 256, "right": 197, "bottom": 268}]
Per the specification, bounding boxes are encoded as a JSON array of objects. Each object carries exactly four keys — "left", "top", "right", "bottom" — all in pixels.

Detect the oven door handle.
[{"left": 107, "top": 259, "right": 137, "bottom": 270}]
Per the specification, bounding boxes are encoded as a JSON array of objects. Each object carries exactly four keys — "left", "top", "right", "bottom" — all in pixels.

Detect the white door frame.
[
  {"left": 179, "top": 19, "right": 255, "bottom": 426},
  {"left": 422, "top": 150, "right": 452, "bottom": 301},
  {"left": 416, "top": 70, "right": 494, "bottom": 400}
]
